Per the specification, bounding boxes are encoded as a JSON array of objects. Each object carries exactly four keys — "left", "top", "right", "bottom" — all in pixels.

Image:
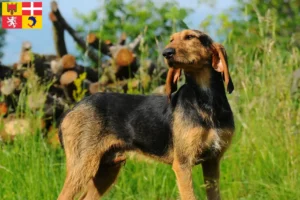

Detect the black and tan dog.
[{"left": 57, "top": 30, "right": 234, "bottom": 200}]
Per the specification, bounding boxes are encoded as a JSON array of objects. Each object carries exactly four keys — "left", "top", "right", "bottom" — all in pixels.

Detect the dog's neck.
[
  {"left": 184, "top": 66, "right": 226, "bottom": 97},
  {"left": 184, "top": 67, "right": 211, "bottom": 91}
]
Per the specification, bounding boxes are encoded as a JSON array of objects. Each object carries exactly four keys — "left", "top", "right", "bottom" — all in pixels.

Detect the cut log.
[
  {"left": 61, "top": 54, "right": 76, "bottom": 69},
  {"left": 50, "top": 1, "right": 99, "bottom": 63},
  {"left": 19, "top": 41, "right": 32, "bottom": 64},
  {"left": 0, "top": 64, "right": 13, "bottom": 80},
  {"left": 60, "top": 70, "right": 78, "bottom": 85},
  {"left": 128, "top": 34, "right": 143, "bottom": 51},
  {"left": 22, "top": 41, "right": 32, "bottom": 51},
  {"left": 50, "top": 59, "right": 63, "bottom": 74},
  {"left": 0, "top": 102, "right": 8, "bottom": 116},
  {"left": 89, "top": 82, "right": 99, "bottom": 94},
  {"left": 48, "top": 84, "right": 66, "bottom": 98},
  {"left": 119, "top": 33, "right": 127, "bottom": 45},
  {"left": 33, "top": 60, "right": 55, "bottom": 82},
  {"left": 49, "top": 12, "right": 68, "bottom": 57},
  {"left": 20, "top": 51, "right": 57, "bottom": 66},
  {"left": 76, "top": 65, "right": 99, "bottom": 83},
  {"left": 115, "top": 60, "right": 138, "bottom": 80},
  {"left": 105, "top": 40, "right": 113, "bottom": 46},
  {"left": 59, "top": 70, "right": 79, "bottom": 102},
  {"left": 0, "top": 79, "right": 16, "bottom": 95},
  {"left": 0, "top": 116, "right": 31, "bottom": 142},
  {"left": 86, "top": 33, "right": 111, "bottom": 56},
  {"left": 115, "top": 48, "right": 135, "bottom": 67},
  {"left": 60, "top": 56, "right": 99, "bottom": 82}
]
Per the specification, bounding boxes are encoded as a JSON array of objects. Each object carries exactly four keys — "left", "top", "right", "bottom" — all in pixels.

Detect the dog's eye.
[
  {"left": 170, "top": 39, "right": 174, "bottom": 42},
  {"left": 185, "top": 35, "right": 195, "bottom": 40}
]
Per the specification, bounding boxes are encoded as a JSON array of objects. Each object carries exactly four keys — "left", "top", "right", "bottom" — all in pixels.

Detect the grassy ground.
[{"left": 1, "top": 19, "right": 300, "bottom": 200}]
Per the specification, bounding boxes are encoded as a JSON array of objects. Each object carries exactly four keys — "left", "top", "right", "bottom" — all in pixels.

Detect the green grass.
[{"left": 1, "top": 14, "right": 300, "bottom": 200}]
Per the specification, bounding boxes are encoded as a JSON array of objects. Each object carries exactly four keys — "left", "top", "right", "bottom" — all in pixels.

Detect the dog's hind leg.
[
  {"left": 58, "top": 149, "right": 102, "bottom": 200},
  {"left": 81, "top": 163, "right": 122, "bottom": 200},
  {"left": 81, "top": 149, "right": 126, "bottom": 200},
  {"left": 57, "top": 105, "right": 107, "bottom": 200}
]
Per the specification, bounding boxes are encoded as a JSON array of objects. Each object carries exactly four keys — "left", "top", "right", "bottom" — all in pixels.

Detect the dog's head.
[{"left": 162, "top": 30, "right": 234, "bottom": 99}]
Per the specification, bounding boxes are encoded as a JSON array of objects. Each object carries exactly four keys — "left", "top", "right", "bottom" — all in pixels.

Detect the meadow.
[{"left": 1, "top": 7, "right": 300, "bottom": 200}]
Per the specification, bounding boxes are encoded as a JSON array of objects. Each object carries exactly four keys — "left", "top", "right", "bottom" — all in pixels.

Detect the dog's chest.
[{"left": 172, "top": 104, "right": 221, "bottom": 163}]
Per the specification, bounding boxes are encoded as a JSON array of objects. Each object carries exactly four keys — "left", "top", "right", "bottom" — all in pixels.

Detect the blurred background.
[
  {"left": 0, "top": 0, "right": 299, "bottom": 199},
  {"left": 1, "top": 0, "right": 237, "bottom": 64}
]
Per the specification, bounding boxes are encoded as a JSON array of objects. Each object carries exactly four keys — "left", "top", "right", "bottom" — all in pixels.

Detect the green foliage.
[
  {"left": 202, "top": 0, "right": 300, "bottom": 53},
  {"left": 234, "top": 0, "right": 300, "bottom": 46},
  {"left": 74, "top": 0, "right": 191, "bottom": 58},
  {"left": 72, "top": 72, "right": 88, "bottom": 102},
  {"left": 0, "top": 0, "right": 7, "bottom": 58}
]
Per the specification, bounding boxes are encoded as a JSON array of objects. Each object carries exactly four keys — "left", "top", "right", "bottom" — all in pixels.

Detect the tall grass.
[{"left": 1, "top": 11, "right": 300, "bottom": 200}]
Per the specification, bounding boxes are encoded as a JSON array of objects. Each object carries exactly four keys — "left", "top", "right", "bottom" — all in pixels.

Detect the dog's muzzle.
[{"left": 162, "top": 48, "right": 175, "bottom": 59}]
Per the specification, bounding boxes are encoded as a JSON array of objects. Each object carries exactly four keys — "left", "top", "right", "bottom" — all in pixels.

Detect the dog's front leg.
[
  {"left": 172, "top": 156, "right": 196, "bottom": 200},
  {"left": 201, "top": 158, "right": 220, "bottom": 200}
]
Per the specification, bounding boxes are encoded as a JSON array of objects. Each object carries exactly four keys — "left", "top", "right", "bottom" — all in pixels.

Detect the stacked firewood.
[
  {"left": 48, "top": 0, "right": 156, "bottom": 94},
  {"left": 0, "top": 1, "right": 168, "bottom": 143}
]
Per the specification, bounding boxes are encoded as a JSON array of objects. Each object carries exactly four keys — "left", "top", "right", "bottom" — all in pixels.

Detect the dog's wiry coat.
[{"left": 58, "top": 30, "right": 235, "bottom": 200}]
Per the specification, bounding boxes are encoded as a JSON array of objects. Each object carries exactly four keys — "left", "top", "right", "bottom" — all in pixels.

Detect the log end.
[
  {"left": 89, "top": 82, "right": 99, "bottom": 94},
  {"left": 60, "top": 70, "right": 78, "bottom": 85},
  {"left": 86, "top": 33, "right": 97, "bottom": 44},
  {"left": 0, "top": 102, "right": 8, "bottom": 116},
  {"left": 0, "top": 79, "right": 16, "bottom": 95},
  {"left": 61, "top": 54, "right": 76, "bottom": 69},
  {"left": 22, "top": 41, "right": 32, "bottom": 51},
  {"left": 105, "top": 40, "right": 113, "bottom": 46},
  {"left": 115, "top": 48, "right": 135, "bottom": 67},
  {"left": 49, "top": 12, "right": 57, "bottom": 22},
  {"left": 51, "top": 1, "right": 58, "bottom": 12},
  {"left": 50, "top": 59, "right": 63, "bottom": 74},
  {"left": 0, "top": 117, "right": 31, "bottom": 142}
]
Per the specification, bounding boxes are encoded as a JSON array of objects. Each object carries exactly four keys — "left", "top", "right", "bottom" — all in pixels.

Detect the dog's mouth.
[{"left": 166, "top": 57, "right": 195, "bottom": 68}]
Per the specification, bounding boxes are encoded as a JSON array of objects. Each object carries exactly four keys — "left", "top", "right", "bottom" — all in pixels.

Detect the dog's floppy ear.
[
  {"left": 165, "top": 68, "right": 181, "bottom": 101},
  {"left": 211, "top": 43, "right": 234, "bottom": 93}
]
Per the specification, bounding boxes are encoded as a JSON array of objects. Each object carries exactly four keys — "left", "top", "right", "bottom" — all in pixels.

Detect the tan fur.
[
  {"left": 172, "top": 156, "right": 196, "bottom": 200},
  {"left": 58, "top": 104, "right": 126, "bottom": 200},
  {"left": 166, "top": 30, "right": 213, "bottom": 70},
  {"left": 173, "top": 108, "right": 220, "bottom": 165},
  {"left": 164, "top": 30, "right": 234, "bottom": 200}
]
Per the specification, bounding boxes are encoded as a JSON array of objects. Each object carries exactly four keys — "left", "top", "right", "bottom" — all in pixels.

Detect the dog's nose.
[{"left": 162, "top": 48, "right": 175, "bottom": 58}]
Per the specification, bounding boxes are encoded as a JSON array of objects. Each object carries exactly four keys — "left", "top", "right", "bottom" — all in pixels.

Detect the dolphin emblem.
[{"left": 28, "top": 16, "right": 37, "bottom": 28}]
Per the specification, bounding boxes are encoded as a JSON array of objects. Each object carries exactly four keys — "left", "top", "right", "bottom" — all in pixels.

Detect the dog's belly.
[
  {"left": 126, "top": 97, "right": 173, "bottom": 158},
  {"left": 86, "top": 92, "right": 174, "bottom": 160},
  {"left": 128, "top": 115, "right": 173, "bottom": 158}
]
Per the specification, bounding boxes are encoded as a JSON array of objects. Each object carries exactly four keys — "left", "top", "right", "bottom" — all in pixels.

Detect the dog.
[{"left": 57, "top": 29, "right": 234, "bottom": 200}]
